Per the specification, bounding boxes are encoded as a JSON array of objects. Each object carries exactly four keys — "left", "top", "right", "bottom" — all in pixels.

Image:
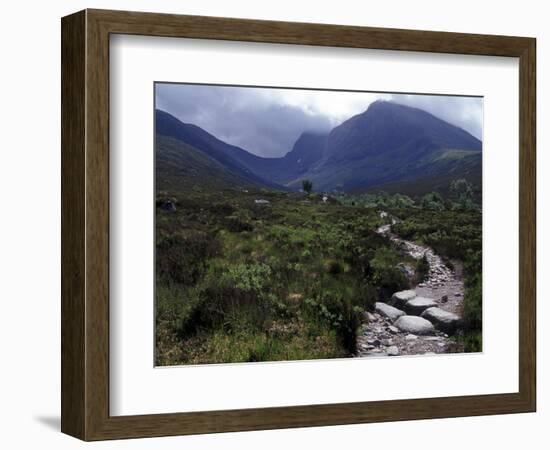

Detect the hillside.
[
  {"left": 156, "top": 110, "right": 284, "bottom": 190},
  {"left": 156, "top": 135, "right": 270, "bottom": 191}
]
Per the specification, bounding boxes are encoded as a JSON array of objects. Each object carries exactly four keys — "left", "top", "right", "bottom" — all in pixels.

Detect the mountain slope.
[
  {"left": 156, "top": 135, "right": 265, "bottom": 191},
  {"left": 286, "top": 101, "right": 482, "bottom": 191},
  {"left": 156, "top": 110, "right": 284, "bottom": 190}
]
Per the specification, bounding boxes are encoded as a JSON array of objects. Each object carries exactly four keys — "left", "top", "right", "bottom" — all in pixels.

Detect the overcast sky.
[{"left": 156, "top": 83, "right": 483, "bottom": 158}]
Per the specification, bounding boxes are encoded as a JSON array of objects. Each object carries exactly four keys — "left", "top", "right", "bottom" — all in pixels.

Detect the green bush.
[
  {"left": 304, "top": 296, "right": 361, "bottom": 355},
  {"left": 178, "top": 263, "right": 275, "bottom": 337},
  {"left": 370, "top": 247, "right": 409, "bottom": 299},
  {"left": 421, "top": 192, "right": 445, "bottom": 210},
  {"left": 462, "top": 332, "right": 482, "bottom": 353},
  {"left": 463, "top": 251, "right": 482, "bottom": 333},
  {"left": 223, "top": 215, "right": 254, "bottom": 232},
  {"left": 326, "top": 259, "right": 344, "bottom": 275},
  {"left": 156, "top": 231, "right": 220, "bottom": 285}
]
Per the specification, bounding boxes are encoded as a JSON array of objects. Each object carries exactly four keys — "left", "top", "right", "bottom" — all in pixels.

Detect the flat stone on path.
[
  {"left": 389, "top": 290, "right": 417, "bottom": 308},
  {"left": 394, "top": 316, "right": 435, "bottom": 335},
  {"left": 374, "top": 302, "right": 406, "bottom": 322},
  {"left": 405, "top": 297, "right": 438, "bottom": 315},
  {"left": 421, "top": 307, "right": 462, "bottom": 334}
]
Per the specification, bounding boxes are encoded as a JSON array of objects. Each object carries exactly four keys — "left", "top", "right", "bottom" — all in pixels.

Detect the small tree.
[
  {"left": 450, "top": 178, "right": 476, "bottom": 210},
  {"left": 302, "top": 179, "right": 313, "bottom": 194},
  {"left": 421, "top": 191, "right": 444, "bottom": 211},
  {"left": 450, "top": 178, "right": 474, "bottom": 200}
]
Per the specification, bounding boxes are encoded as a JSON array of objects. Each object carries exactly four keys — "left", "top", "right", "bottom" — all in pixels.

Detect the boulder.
[
  {"left": 364, "top": 311, "right": 377, "bottom": 322},
  {"left": 421, "top": 307, "right": 462, "bottom": 334},
  {"left": 387, "top": 346, "right": 400, "bottom": 356},
  {"left": 374, "top": 302, "right": 406, "bottom": 322},
  {"left": 389, "top": 290, "right": 417, "bottom": 308},
  {"left": 404, "top": 297, "right": 438, "bottom": 315},
  {"left": 160, "top": 200, "right": 176, "bottom": 211},
  {"left": 394, "top": 316, "right": 435, "bottom": 335}
]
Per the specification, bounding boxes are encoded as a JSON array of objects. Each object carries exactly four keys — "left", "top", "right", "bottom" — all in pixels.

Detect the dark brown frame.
[{"left": 61, "top": 9, "right": 536, "bottom": 441}]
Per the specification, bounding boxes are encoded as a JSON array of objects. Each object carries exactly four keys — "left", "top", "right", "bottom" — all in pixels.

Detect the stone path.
[{"left": 356, "top": 214, "right": 465, "bottom": 358}]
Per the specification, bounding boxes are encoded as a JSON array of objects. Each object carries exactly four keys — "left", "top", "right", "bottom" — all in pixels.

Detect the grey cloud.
[{"left": 156, "top": 84, "right": 333, "bottom": 157}]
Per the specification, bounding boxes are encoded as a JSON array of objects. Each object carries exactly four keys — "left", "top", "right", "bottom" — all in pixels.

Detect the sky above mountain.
[{"left": 156, "top": 83, "right": 483, "bottom": 158}]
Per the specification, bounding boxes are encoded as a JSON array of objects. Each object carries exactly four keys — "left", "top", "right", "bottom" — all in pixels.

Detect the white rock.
[
  {"left": 387, "top": 346, "right": 400, "bottom": 356},
  {"left": 394, "top": 316, "right": 435, "bottom": 335},
  {"left": 405, "top": 297, "right": 438, "bottom": 315},
  {"left": 389, "top": 290, "right": 417, "bottom": 308},
  {"left": 365, "top": 311, "right": 377, "bottom": 322},
  {"left": 405, "top": 334, "right": 418, "bottom": 341},
  {"left": 387, "top": 325, "right": 399, "bottom": 334},
  {"left": 374, "top": 302, "right": 406, "bottom": 322},
  {"left": 421, "top": 307, "right": 462, "bottom": 334}
]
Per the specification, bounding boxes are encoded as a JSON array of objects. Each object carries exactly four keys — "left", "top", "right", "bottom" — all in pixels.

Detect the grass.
[{"left": 155, "top": 187, "right": 483, "bottom": 365}]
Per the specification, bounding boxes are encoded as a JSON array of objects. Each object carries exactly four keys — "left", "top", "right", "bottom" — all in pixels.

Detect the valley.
[{"left": 154, "top": 97, "right": 482, "bottom": 365}]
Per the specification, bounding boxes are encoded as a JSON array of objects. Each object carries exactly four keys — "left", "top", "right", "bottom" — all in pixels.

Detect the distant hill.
[
  {"left": 156, "top": 135, "right": 272, "bottom": 191},
  {"left": 155, "top": 101, "right": 482, "bottom": 196},
  {"left": 155, "top": 110, "right": 284, "bottom": 190}
]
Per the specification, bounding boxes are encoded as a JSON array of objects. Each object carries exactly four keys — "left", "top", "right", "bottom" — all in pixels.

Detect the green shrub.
[
  {"left": 415, "top": 254, "right": 430, "bottom": 283},
  {"left": 223, "top": 215, "right": 254, "bottom": 232},
  {"left": 221, "top": 263, "right": 272, "bottom": 293},
  {"left": 304, "top": 287, "right": 362, "bottom": 355},
  {"left": 178, "top": 263, "right": 275, "bottom": 336},
  {"left": 463, "top": 251, "right": 482, "bottom": 333},
  {"left": 326, "top": 259, "right": 344, "bottom": 275},
  {"left": 462, "top": 332, "right": 482, "bottom": 353},
  {"left": 156, "top": 231, "right": 220, "bottom": 285},
  {"left": 421, "top": 192, "right": 445, "bottom": 210},
  {"left": 370, "top": 247, "right": 409, "bottom": 299}
]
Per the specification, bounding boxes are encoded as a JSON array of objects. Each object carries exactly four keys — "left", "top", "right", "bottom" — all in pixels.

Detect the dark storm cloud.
[
  {"left": 156, "top": 84, "right": 333, "bottom": 157},
  {"left": 155, "top": 84, "right": 483, "bottom": 157}
]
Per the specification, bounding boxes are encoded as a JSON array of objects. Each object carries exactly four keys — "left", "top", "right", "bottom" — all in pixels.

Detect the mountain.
[
  {"left": 155, "top": 101, "right": 482, "bottom": 195},
  {"left": 155, "top": 110, "right": 284, "bottom": 190},
  {"left": 285, "top": 100, "right": 482, "bottom": 191},
  {"left": 324, "top": 100, "right": 480, "bottom": 163}
]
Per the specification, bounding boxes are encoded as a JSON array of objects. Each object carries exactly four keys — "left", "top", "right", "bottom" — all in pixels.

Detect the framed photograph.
[{"left": 61, "top": 9, "right": 536, "bottom": 440}]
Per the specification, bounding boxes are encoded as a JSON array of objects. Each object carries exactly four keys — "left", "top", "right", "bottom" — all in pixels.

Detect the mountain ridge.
[{"left": 155, "top": 100, "right": 482, "bottom": 195}]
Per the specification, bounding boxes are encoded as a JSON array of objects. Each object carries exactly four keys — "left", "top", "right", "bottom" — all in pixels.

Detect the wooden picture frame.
[{"left": 61, "top": 9, "right": 536, "bottom": 441}]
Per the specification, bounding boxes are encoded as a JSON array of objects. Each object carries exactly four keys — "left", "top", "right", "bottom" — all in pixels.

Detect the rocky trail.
[{"left": 356, "top": 215, "right": 465, "bottom": 358}]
